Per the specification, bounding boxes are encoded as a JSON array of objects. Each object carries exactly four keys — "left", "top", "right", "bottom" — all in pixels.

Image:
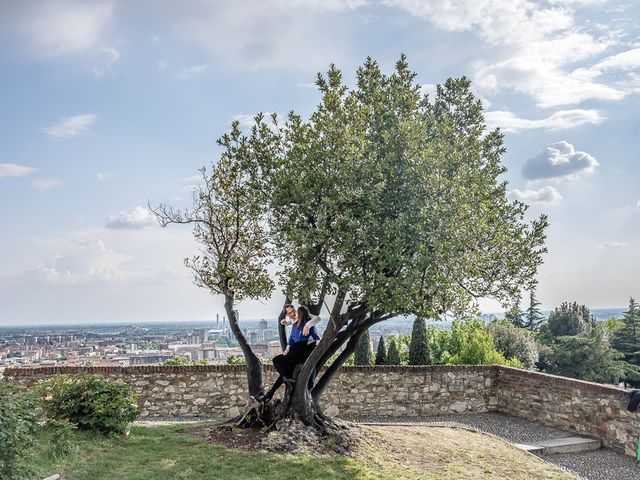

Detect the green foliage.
[
  {"left": 409, "top": 317, "right": 431, "bottom": 365},
  {"left": 505, "top": 305, "right": 525, "bottom": 329},
  {"left": 162, "top": 356, "right": 208, "bottom": 366},
  {"left": 612, "top": 298, "right": 640, "bottom": 386},
  {"left": 524, "top": 290, "right": 545, "bottom": 331},
  {"left": 0, "top": 382, "right": 39, "bottom": 480},
  {"left": 227, "top": 355, "right": 246, "bottom": 365},
  {"left": 35, "top": 375, "right": 140, "bottom": 434},
  {"left": 547, "top": 302, "right": 596, "bottom": 338},
  {"left": 386, "top": 337, "right": 401, "bottom": 365},
  {"left": 375, "top": 336, "right": 387, "bottom": 365},
  {"left": 547, "top": 326, "right": 631, "bottom": 384},
  {"left": 353, "top": 328, "right": 373, "bottom": 365},
  {"left": 487, "top": 321, "right": 539, "bottom": 369},
  {"left": 446, "top": 319, "right": 522, "bottom": 367},
  {"left": 426, "top": 327, "right": 451, "bottom": 365}
]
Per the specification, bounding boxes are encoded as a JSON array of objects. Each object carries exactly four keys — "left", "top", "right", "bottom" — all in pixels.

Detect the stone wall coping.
[
  {"left": 497, "top": 366, "right": 629, "bottom": 398},
  {"left": 3, "top": 364, "right": 630, "bottom": 401},
  {"left": 3, "top": 363, "right": 496, "bottom": 377}
]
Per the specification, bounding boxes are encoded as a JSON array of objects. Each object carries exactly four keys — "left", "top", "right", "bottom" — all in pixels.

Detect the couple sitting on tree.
[{"left": 260, "top": 304, "right": 321, "bottom": 402}]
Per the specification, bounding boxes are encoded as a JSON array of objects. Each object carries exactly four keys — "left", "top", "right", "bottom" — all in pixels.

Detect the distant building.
[
  {"left": 259, "top": 319, "right": 268, "bottom": 331},
  {"left": 188, "top": 329, "right": 206, "bottom": 345},
  {"left": 129, "top": 354, "right": 172, "bottom": 365}
]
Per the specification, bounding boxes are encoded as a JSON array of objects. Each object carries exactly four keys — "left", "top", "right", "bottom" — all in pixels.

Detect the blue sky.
[{"left": 0, "top": 0, "right": 639, "bottom": 325}]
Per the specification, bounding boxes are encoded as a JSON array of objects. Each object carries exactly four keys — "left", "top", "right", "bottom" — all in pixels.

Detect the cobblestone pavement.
[{"left": 347, "top": 413, "right": 640, "bottom": 480}]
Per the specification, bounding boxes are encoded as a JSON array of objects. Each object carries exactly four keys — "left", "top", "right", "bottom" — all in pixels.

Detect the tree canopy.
[{"left": 153, "top": 55, "right": 548, "bottom": 426}]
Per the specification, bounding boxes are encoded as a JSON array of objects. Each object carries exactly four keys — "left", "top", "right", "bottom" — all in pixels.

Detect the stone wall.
[
  {"left": 2, "top": 364, "right": 496, "bottom": 419},
  {"left": 495, "top": 366, "right": 637, "bottom": 457},
  {"left": 3, "top": 364, "right": 638, "bottom": 457}
]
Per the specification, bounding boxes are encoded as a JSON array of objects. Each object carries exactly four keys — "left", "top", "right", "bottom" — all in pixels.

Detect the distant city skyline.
[{"left": 1, "top": 1, "right": 639, "bottom": 325}]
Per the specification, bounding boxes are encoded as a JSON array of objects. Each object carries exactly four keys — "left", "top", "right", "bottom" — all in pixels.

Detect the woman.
[{"left": 260, "top": 305, "right": 321, "bottom": 401}]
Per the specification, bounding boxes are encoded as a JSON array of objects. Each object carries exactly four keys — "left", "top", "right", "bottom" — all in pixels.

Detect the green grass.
[
  {"left": 25, "top": 423, "right": 365, "bottom": 480},
  {"left": 23, "top": 423, "right": 576, "bottom": 480}
]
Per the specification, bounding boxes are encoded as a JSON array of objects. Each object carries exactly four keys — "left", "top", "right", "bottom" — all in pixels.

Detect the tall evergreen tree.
[
  {"left": 353, "top": 328, "right": 373, "bottom": 365},
  {"left": 614, "top": 298, "right": 640, "bottom": 370},
  {"left": 505, "top": 303, "right": 525, "bottom": 328},
  {"left": 386, "top": 337, "right": 401, "bottom": 365},
  {"left": 409, "top": 317, "right": 431, "bottom": 365},
  {"left": 525, "top": 289, "right": 545, "bottom": 331},
  {"left": 375, "top": 336, "right": 387, "bottom": 365}
]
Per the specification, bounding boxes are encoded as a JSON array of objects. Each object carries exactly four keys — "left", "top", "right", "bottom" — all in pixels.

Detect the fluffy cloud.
[
  {"left": 484, "top": 109, "right": 603, "bottom": 133},
  {"left": 386, "top": 0, "right": 635, "bottom": 107},
  {"left": 0, "top": 163, "right": 37, "bottom": 178},
  {"left": 32, "top": 179, "right": 64, "bottom": 191},
  {"left": 508, "top": 186, "right": 562, "bottom": 205},
  {"left": 148, "top": 0, "right": 365, "bottom": 70},
  {"left": 178, "top": 64, "right": 209, "bottom": 80},
  {"left": 4, "top": 1, "right": 115, "bottom": 58},
  {"left": 106, "top": 206, "right": 156, "bottom": 229},
  {"left": 522, "top": 141, "right": 598, "bottom": 181},
  {"left": 97, "top": 172, "right": 116, "bottom": 181},
  {"left": 92, "top": 46, "right": 120, "bottom": 77},
  {"left": 28, "top": 237, "right": 130, "bottom": 285},
  {"left": 596, "top": 241, "right": 627, "bottom": 249},
  {"left": 44, "top": 113, "right": 97, "bottom": 139}
]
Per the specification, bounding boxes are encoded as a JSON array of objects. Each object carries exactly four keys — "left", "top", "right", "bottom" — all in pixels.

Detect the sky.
[{"left": 0, "top": 0, "right": 639, "bottom": 325}]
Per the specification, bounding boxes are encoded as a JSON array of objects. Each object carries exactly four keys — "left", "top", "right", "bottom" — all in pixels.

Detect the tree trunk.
[{"left": 223, "top": 293, "right": 264, "bottom": 399}]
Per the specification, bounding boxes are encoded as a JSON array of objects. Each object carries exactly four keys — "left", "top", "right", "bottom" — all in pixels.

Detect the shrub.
[
  {"left": 0, "top": 382, "right": 39, "bottom": 480},
  {"left": 36, "top": 374, "right": 139, "bottom": 434},
  {"left": 487, "top": 321, "right": 539, "bottom": 369}
]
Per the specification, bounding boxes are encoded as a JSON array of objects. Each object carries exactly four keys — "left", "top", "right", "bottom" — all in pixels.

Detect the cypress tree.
[
  {"left": 525, "top": 289, "right": 545, "bottom": 331},
  {"left": 409, "top": 317, "right": 431, "bottom": 365},
  {"left": 375, "top": 336, "right": 387, "bottom": 365},
  {"left": 353, "top": 328, "right": 373, "bottom": 365},
  {"left": 386, "top": 337, "right": 401, "bottom": 365}
]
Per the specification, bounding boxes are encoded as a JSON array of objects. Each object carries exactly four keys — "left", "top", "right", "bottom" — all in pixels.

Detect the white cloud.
[
  {"left": 178, "top": 64, "right": 209, "bottom": 80},
  {"left": 508, "top": 186, "right": 563, "bottom": 205},
  {"left": 636, "top": 200, "right": 640, "bottom": 210},
  {"left": 149, "top": 0, "right": 366, "bottom": 71},
  {"left": 27, "top": 237, "right": 131, "bottom": 285},
  {"left": 522, "top": 141, "right": 599, "bottom": 181},
  {"left": 92, "top": 46, "right": 120, "bottom": 77},
  {"left": 97, "top": 172, "right": 116, "bottom": 181},
  {"left": 106, "top": 206, "right": 156, "bottom": 229},
  {"left": 10, "top": 1, "right": 115, "bottom": 58},
  {"left": 386, "top": 0, "right": 636, "bottom": 107},
  {"left": 44, "top": 113, "right": 97, "bottom": 139},
  {"left": 484, "top": 109, "right": 603, "bottom": 133},
  {"left": 32, "top": 179, "right": 64, "bottom": 191},
  {"left": 596, "top": 241, "right": 627, "bottom": 249},
  {"left": 590, "top": 47, "right": 640, "bottom": 72},
  {"left": 0, "top": 163, "right": 37, "bottom": 178}
]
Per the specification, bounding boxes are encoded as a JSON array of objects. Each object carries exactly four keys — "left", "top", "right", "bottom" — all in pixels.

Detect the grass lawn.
[{"left": 24, "top": 423, "right": 576, "bottom": 480}]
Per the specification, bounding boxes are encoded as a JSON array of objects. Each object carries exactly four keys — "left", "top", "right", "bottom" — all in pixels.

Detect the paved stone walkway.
[{"left": 347, "top": 413, "right": 640, "bottom": 480}]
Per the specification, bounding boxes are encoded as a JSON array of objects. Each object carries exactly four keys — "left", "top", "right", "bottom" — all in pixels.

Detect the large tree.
[{"left": 153, "top": 56, "right": 547, "bottom": 433}]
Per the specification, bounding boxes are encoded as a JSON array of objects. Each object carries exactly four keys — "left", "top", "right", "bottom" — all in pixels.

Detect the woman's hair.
[{"left": 296, "top": 305, "right": 311, "bottom": 328}]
